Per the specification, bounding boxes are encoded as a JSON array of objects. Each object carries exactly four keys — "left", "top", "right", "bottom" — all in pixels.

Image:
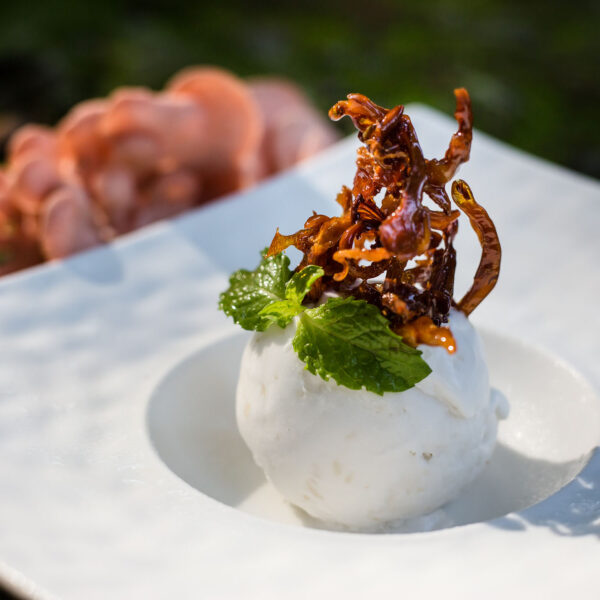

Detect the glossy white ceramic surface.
[{"left": 1, "top": 105, "right": 599, "bottom": 599}]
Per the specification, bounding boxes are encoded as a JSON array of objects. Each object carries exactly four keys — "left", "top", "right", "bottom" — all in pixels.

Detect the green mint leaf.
[
  {"left": 259, "top": 300, "right": 305, "bottom": 328},
  {"left": 293, "top": 297, "right": 432, "bottom": 395},
  {"left": 285, "top": 265, "right": 324, "bottom": 305},
  {"left": 258, "top": 265, "right": 323, "bottom": 328},
  {"left": 219, "top": 250, "right": 292, "bottom": 331}
]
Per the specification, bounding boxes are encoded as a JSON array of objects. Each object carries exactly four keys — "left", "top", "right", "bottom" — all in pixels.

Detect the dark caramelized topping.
[{"left": 267, "top": 89, "right": 501, "bottom": 353}]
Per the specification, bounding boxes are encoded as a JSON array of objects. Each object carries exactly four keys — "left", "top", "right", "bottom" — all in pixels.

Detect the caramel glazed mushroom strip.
[{"left": 267, "top": 88, "right": 501, "bottom": 353}]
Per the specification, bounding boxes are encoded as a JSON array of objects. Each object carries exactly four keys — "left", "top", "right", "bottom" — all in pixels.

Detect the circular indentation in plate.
[{"left": 146, "top": 330, "right": 600, "bottom": 532}]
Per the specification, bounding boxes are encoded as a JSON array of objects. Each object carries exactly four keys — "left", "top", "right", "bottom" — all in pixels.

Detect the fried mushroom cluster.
[{"left": 268, "top": 89, "right": 501, "bottom": 351}]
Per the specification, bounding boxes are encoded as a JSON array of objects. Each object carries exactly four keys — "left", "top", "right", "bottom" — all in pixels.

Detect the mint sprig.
[
  {"left": 259, "top": 265, "right": 325, "bottom": 328},
  {"left": 219, "top": 251, "right": 431, "bottom": 394},
  {"left": 218, "top": 250, "right": 292, "bottom": 331}
]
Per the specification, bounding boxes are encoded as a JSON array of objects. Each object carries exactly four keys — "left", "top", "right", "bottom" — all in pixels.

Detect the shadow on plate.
[{"left": 488, "top": 446, "right": 600, "bottom": 537}]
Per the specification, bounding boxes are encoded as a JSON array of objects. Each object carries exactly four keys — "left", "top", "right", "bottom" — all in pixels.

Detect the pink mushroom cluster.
[{"left": 0, "top": 67, "right": 339, "bottom": 276}]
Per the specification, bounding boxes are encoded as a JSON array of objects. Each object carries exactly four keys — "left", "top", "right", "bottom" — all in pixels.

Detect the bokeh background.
[{"left": 0, "top": 0, "right": 599, "bottom": 178}]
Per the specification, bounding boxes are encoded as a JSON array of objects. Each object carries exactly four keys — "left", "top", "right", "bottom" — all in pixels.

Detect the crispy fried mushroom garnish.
[{"left": 268, "top": 89, "right": 501, "bottom": 352}]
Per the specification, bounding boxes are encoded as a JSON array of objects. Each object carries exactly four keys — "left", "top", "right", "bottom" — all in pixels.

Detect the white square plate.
[{"left": 1, "top": 105, "right": 599, "bottom": 599}]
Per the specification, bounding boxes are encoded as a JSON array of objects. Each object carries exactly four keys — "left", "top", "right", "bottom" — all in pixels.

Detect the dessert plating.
[{"left": 220, "top": 89, "right": 506, "bottom": 530}]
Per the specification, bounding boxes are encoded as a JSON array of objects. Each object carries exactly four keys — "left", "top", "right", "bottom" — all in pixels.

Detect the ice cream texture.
[{"left": 236, "top": 309, "right": 508, "bottom": 530}]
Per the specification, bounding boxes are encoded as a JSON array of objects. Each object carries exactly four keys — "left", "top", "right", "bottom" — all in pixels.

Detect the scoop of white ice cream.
[{"left": 236, "top": 309, "right": 507, "bottom": 530}]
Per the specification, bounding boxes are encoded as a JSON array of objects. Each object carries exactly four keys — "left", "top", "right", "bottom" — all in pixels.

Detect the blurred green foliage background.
[{"left": 0, "top": 0, "right": 598, "bottom": 177}]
